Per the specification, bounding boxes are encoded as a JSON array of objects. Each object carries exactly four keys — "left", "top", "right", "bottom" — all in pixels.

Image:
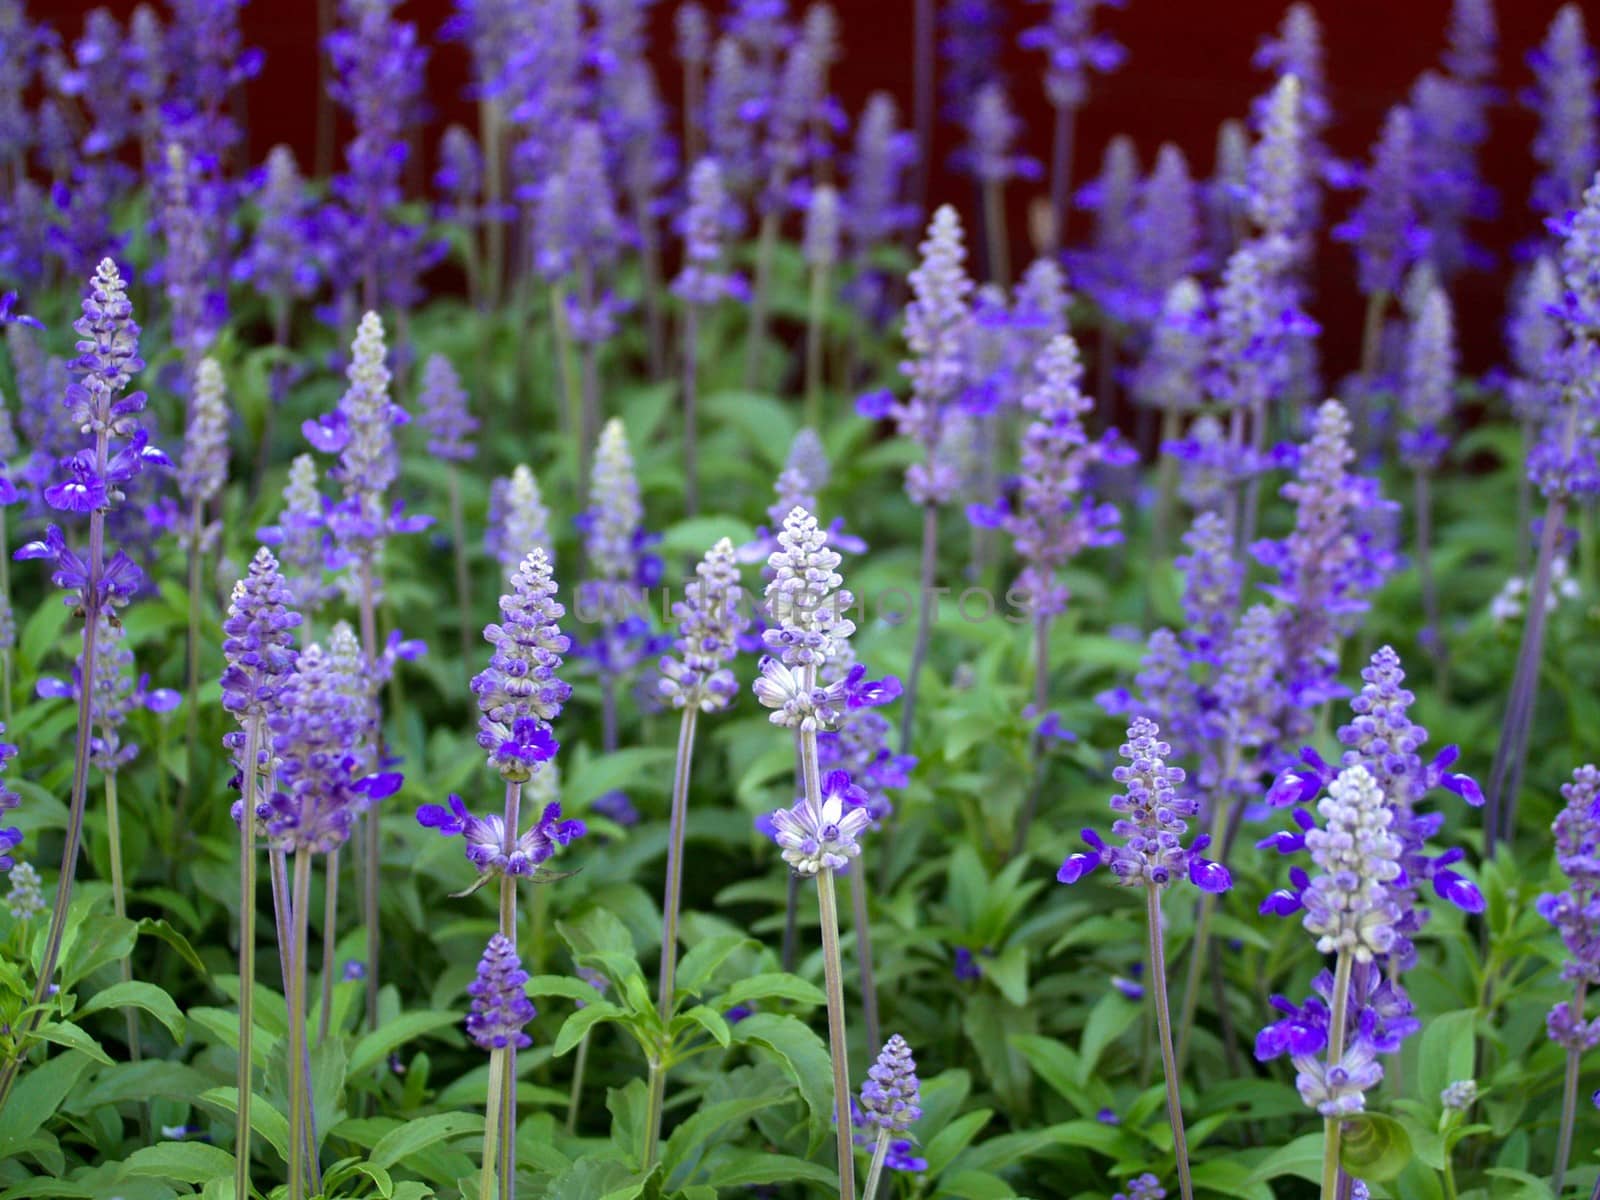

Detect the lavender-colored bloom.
[
  {"left": 1410, "top": 69, "right": 1494, "bottom": 279},
  {"left": 760, "top": 39, "right": 818, "bottom": 207},
  {"left": 1247, "top": 73, "right": 1305, "bottom": 270},
  {"left": 1166, "top": 413, "right": 1231, "bottom": 513},
  {"left": 0, "top": 730, "right": 18, "bottom": 872},
  {"left": 1072, "top": 134, "right": 1141, "bottom": 320},
  {"left": 307, "top": 312, "right": 427, "bottom": 559},
  {"left": 845, "top": 92, "right": 917, "bottom": 255},
  {"left": 418, "top": 793, "right": 584, "bottom": 877},
  {"left": 416, "top": 354, "right": 477, "bottom": 463},
  {"left": 584, "top": 419, "right": 642, "bottom": 586},
  {"left": 1538, "top": 767, "right": 1600, "bottom": 1018},
  {"left": 1133, "top": 278, "right": 1208, "bottom": 414},
  {"left": 487, "top": 465, "right": 551, "bottom": 583},
  {"left": 538, "top": 123, "right": 623, "bottom": 338},
  {"left": 439, "top": 0, "right": 523, "bottom": 101},
  {"left": 4, "top": 860, "right": 42, "bottom": 914},
  {"left": 965, "top": 81, "right": 1035, "bottom": 186},
  {"left": 1335, "top": 105, "right": 1423, "bottom": 298},
  {"left": 433, "top": 124, "right": 483, "bottom": 226},
  {"left": 38, "top": 614, "right": 180, "bottom": 772},
  {"left": 235, "top": 146, "right": 319, "bottom": 310},
  {"left": 659, "top": 538, "right": 747, "bottom": 712},
  {"left": 264, "top": 641, "right": 400, "bottom": 854},
  {"left": 1535, "top": 175, "right": 1600, "bottom": 501},
  {"left": 1124, "top": 144, "right": 1202, "bottom": 327},
  {"left": 1019, "top": 0, "right": 1125, "bottom": 112},
  {"left": 471, "top": 548, "right": 571, "bottom": 781},
  {"left": 258, "top": 455, "right": 334, "bottom": 613},
  {"left": 1399, "top": 286, "right": 1457, "bottom": 471},
  {"left": 1507, "top": 256, "right": 1564, "bottom": 424},
  {"left": 1445, "top": 0, "right": 1497, "bottom": 85},
  {"left": 804, "top": 184, "right": 840, "bottom": 269},
  {"left": 1300, "top": 764, "right": 1405, "bottom": 963},
  {"left": 466, "top": 933, "right": 537, "bottom": 1051},
  {"left": 1527, "top": 6, "right": 1597, "bottom": 222},
  {"left": 859, "top": 1034, "right": 922, "bottom": 1132},
  {"left": 1253, "top": 5, "right": 1330, "bottom": 136},
  {"left": 1057, "top": 717, "right": 1230, "bottom": 892},
  {"left": 1112, "top": 1177, "right": 1166, "bottom": 1200},
  {"left": 15, "top": 525, "right": 144, "bottom": 614},
  {"left": 973, "top": 335, "right": 1121, "bottom": 618},
  {"left": 874, "top": 205, "right": 973, "bottom": 507},
  {"left": 162, "top": 0, "right": 261, "bottom": 155},
  {"left": 673, "top": 158, "right": 740, "bottom": 306},
  {"left": 221, "top": 549, "right": 302, "bottom": 763},
  {"left": 178, "top": 357, "right": 230, "bottom": 517},
  {"left": 767, "top": 768, "right": 871, "bottom": 874},
  {"left": 1252, "top": 400, "right": 1395, "bottom": 738},
  {"left": 706, "top": 36, "right": 762, "bottom": 203},
  {"left": 1207, "top": 118, "right": 1250, "bottom": 262},
  {"left": 677, "top": 1, "right": 710, "bottom": 66},
  {"left": 940, "top": 0, "right": 1002, "bottom": 124},
  {"left": 158, "top": 140, "right": 222, "bottom": 367},
  {"left": 761, "top": 506, "right": 854, "bottom": 670}
]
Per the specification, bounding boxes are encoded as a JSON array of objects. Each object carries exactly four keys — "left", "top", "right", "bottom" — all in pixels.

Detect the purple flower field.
[{"left": 0, "top": 0, "right": 1598, "bottom": 1197}]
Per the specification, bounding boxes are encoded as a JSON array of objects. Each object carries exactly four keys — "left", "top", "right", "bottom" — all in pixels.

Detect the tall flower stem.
[
  {"left": 849, "top": 868, "right": 881, "bottom": 1056},
  {"left": 235, "top": 718, "right": 263, "bottom": 1200},
  {"left": 1176, "top": 752, "right": 1239, "bottom": 1070},
  {"left": 1486, "top": 495, "right": 1568, "bottom": 854},
  {"left": 912, "top": 0, "right": 933, "bottom": 215},
  {"left": 1150, "top": 407, "right": 1183, "bottom": 570},
  {"left": 270, "top": 847, "right": 321, "bottom": 1184},
  {"left": 1146, "top": 883, "right": 1195, "bottom": 1200},
  {"left": 799, "top": 668, "right": 856, "bottom": 1200},
  {"left": 781, "top": 873, "right": 801, "bottom": 973},
  {"left": 549, "top": 285, "right": 586, "bottom": 493},
  {"left": 1553, "top": 979, "right": 1589, "bottom": 1196},
  {"left": 479, "top": 1048, "right": 507, "bottom": 1200},
  {"left": 105, "top": 769, "right": 148, "bottom": 1141},
  {"left": 357, "top": 557, "right": 382, "bottom": 1031},
  {"left": 578, "top": 267, "right": 603, "bottom": 499},
  {"left": 565, "top": 1031, "right": 591, "bottom": 1135},
  {"left": 982, "top": 181, "right": 1010, "bottom": 288},
  {"left": 287, "top": 850, "right": 313, "bottom": 1200},
  {"left": 805, "top": 265, "right": 830, "bottom": 430},
  {"left": 647, "top": 707, "right": 699, "bottom": 1165},
  {"left": 861, "top": 1128, "right": 892, "bottom": 1200},
  {"left": 743, "top": 211, "right": 782, "bottom": 389},
  {"left": 1319, "top": 950, "right": 1354, "bottom": 1200},
  {"left": 1048, "top": 104, "right": 1076, "bottom": 252},
  {"left": 181, "top": 506, "right": 204, "bottom": 832},
  {"left": 317, "top": 850, "right": 340, "bottom": 1044},
  {"left": 497, "top": 779, "right": 522, "bottom": 1197},
  {"left": 0, "top": 507, "right": 106, "bottom": 1115},
  {"left": 450, "top": 467, "right": 474, "bottom": 681},
  {"left": 817, "top": 867, "right": 857, "bottom": 1200},
  {"left": 629, "top": 187, "right": 667, "bottom": 380},
  {"left": 898, "top": 504, "right": 939, "bottom": 755},
  {"left": 683, "top": 306, "right": 701, "bottom": 516},
  {"left": 1356, "top": 290, "right": 1388, "bottom": 455},
  {"left": 480, "top": 99, "right": 505, "bottom": 309},
  {"left": 1011, "top": 610, "right": 1053, "bottom": 857},
  {"left": 1413, "top": 470, "right": 1446, "bottom": 693}
]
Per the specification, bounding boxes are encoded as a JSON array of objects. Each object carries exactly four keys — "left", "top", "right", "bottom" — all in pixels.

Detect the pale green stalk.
[
  {"left": 742, "top": 209, "right": 783, "bottom": 389},
  {"left": 1146, "top": 884, "right": 1194, "bottom": 1200},
  {"left": 1553, "top": 979, "right": 1589, "bottom": 1196},
  {"left": 498, "top": 780, "right": 522, "bottom": 1198},
  {"left": 861, "top": 1129, "right": 892, "bottom": 1200},
  {"left": 683, "top": 307, "right": 700, "bottom": 517},
  {"left": 480, "top": 1049, "right": 507, "bottom": 1200},
  {"left": 1320, "top": 951, "right": 1354, "bottom": 1200},
  {"left": 287, "top": 851, "right": 313, "bottom": 1200},
  {"left": 317, "top": 850, "right": 339, "bottom": 1044},
  {"left": 449, "top": 467, "right": 474, "bottom": 680},
  {"left": 235, "top": 719, "right": 262, "bottom": 1200},
  {"left": 805, "top": 262, "right": 830, "bottom": 430},
  {"left": 357, "top": 557, "right": 381, "bottom": 1032}
]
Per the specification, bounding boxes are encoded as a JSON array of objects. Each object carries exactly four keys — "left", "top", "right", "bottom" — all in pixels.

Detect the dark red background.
[{"left": 46, "top": 1, "right": 1582, "bottom": 373}]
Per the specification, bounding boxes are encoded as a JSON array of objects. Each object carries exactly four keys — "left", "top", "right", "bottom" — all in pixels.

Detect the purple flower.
[
  {"left": 235, "top": 145, "right": 319, "bottom": 311},
  {"left": 659, "top": 538, "right": 747, "bottom": 712},
  {"left": 766, "top": 769, "right": 871, "bottom": 875},
  {"left": 466, "top": 933, "right": 536, "bottom": 1051},
  {"left": 473, "top": 548, "right": 571, "bottom": 782},
  {"left": 1538, "top": 766, "right": 1600, "bottom": 1015},
  {"left": 963, "top": 82, "right": 1036, "bottom": 186},
  {"left": 264, "top": 642, "right": 401, "bottom": 854},
  {"left": 0, "top": 292, "right": 40, "bottom": 330},
  {"left": 592, "top": 790, "right": 639, "bottom": 827},
  {"left": 845, "top": 92, "right": 917, "bottom": 256},
  {"left": 16, "top": 526, "right": 144, "bottom": 614},
  {"left": 1533, "top": 176, "right": 1600, "bottom": 501},
  {"left": 157, "top": 141, "right": 222, "bottom": 365},
  {"left": 1399, "top": 286, "right": 1457, "bottom": 471},
  {"left": 673, "top": 158, "right": 741, "bottom": 307},
  {"left": 416, "top": 794, "right": 584, "bottom": 878},
  {"left": 1057, "top": 717, "right": 1230, "bottom": 893},
  {"left": 177, "top": 358, "right": 231, "bottom": 522},
  {"left": 1019, "top": 0, "right": 1125, "bottom": 111},
  {"left": 1333, "top": 105, "right": 1424, "bottom": 298},
  {"left": 416, "top": 354, "right": 477, "bottom": 463},
  {"left": 1526, "top": 5, "right": 1597, "bottom": 222},
  {"left": 0, "top": 732, "right": 20, "bottom": 872},
  {"left": 35, "top": 614, "right": 179, "bottom": 773},
  {"left": 859, "top": 1034, "right": 922, "bottom": 1132},
  {"left": 258, "top": 455, "right": 336, "bottom": 614},
  {"left": 220, "top": 546, "right": 303, "bottom": 749},
  {"left": 486, "top": 465, "right": 551, "bottom": 583},
  {"left": 1112, "top": 1175, "right": 1166, "bottom": 1200},
  {"left": 1247, "top": 74, "right": 1307, "bottom": 271}
]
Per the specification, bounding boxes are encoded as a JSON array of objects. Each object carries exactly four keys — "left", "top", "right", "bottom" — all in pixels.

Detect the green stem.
[
  {"left": 235, "top": 718, "right": 262, "bottom": 1200},
  {"left": 549, "top": 284, "right": 586, "bottom": 493},
  {"left": 357, "top": 556, "right": 381, "bottom": 1032},
  {"left": 982, "top": 179, "right": 1009, "bottom": 287},
  {"left": 288, "top": 851, "right": 313, "bottom": 1200},
  {"left": 1011, "top": 609, "right": 1054, "bottom": 857},
  {"left": 480, "top": 1048, "right": 506, "bottom": 1200},
  {"left": 566, "top": 1031, "right": 591, "bottom": 1136},
  {"left": 1320, "top": 951, "right": 1355, "bottom": 1200},
  {"left": 1553, "top": 979, "right": 1589, "bottom": 1196},
  {"left": 317, "top": 849, "right": 339, "bottom": 1045},
  {"left": 818, "top": 870, "right": 858, "bottom": 1200},
  {"left": 743, "top": 207, "right": 783, "bottom": 390},
  {"left": 449, "top": 467, "right": 474, "bottom": 684},
  {"left": 642, "top": 1054, "right": 666, "bottom": 1164},
  {"left": 805, "top": 263, "right": 829, "bottom": 429},
  {"left": 498, "top": 780, "right": 522, "bottom": 1198},
  {"left": 480, "top": 98, "right": 504, "bottom": 309},
  {"left": 179, "top": 514, "right": 203, "bottom": 840},
  {"left": 1146, "top": 884, "right": 1194, "bottom": 1200},
  {"left": 683, "top": 306, "right": 700, "bottom": 517},
  {"left": 861, "top": 1128, "right": 891, "bottom": 1200},
  {"left": 105, "top": 770, "right": 147, "bottom": 1140}
]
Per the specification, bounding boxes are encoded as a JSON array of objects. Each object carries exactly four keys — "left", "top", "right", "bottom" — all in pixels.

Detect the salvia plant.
[{"left": 0, "top": 3, "right": 1599, "bottom": 1200}]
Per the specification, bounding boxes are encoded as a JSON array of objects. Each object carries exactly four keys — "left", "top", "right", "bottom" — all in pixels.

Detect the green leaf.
[
  {"left": 732, "top": 1012, "right": 834, "bottom": 1155},
  {"left": 348, "top": 1010, "right": 462, "bottom": 1076},
  {"left": 983, "top": 944, "right": 1029, "bottom": 1007},
  {"left": 704, "top": 1151, "right": 839, "bottom": 1189},
  {"left": 1189, "top": 1158, "right": 1275, "bottom": 1200},
  {"left": 196, "top": 1087, "right": 293, "bottom": 1163},
  {"left": 0, "top": 1051, "right": 94, "bottom": 1156},
  {"left": 675, "top": 934, "right": 755, "bottom": 997},
  {"left": 553, "top": 1001, "right": 626, "bottom": 1057},
  {"left": 117, "top": 1141, "right": 236, "bottom": 1183},
  {"left": 1007, "top": 1034, "right": 1091, "bottom": 1115},
  {"left": 78, "top": 980, "right": 187, "bottom": 1044},
  {"left": 562, "top": 748, "right": 677, "bottom": 809},
  {"left": 937, "top": 1168, "right": 1018, "bottom": 1199},
  {"left": 1417, "top": 1009, "right": 1477, "bottom": 1111},
  {"left": 717, "top": 972, "right": 825, "bottom": 1010},
  {"left": 1339, "top": 1112, "right": 1414, "bottom": 1183},
  {"left": 1076, "top": 990, "right": 1140, "bottom": 1085},
  {"left": 371, "top": 1111, "right": 485, "bottom": 1169},
  {"left": 921, "top": 1108, "right": 993, "bottom": 1175},
  {"left": 136, "top": 918, "right": 209, "bottom": 977},
  {"left": 525, "top": 974, "right": 613, "bottom": 1004},
  {"left": 672, "top": 1004, "right": 731, "bottom": 1048},
  {"left": 34, "top": 1021, "right": 113, "bottom": 1066},
  {"left": 1244, "top": 1132, "right": 1324, "bottom": 1185}
]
